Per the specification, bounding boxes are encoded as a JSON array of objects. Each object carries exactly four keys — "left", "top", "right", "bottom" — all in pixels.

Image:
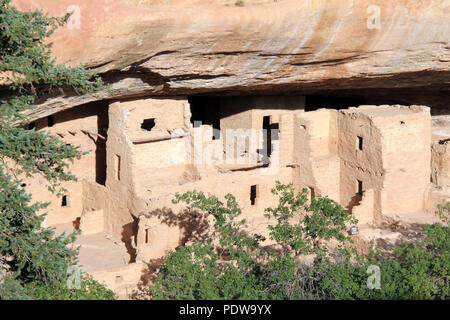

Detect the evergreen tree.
[{"left": 0, "top": 0, "right": 114, "bottom": 299}]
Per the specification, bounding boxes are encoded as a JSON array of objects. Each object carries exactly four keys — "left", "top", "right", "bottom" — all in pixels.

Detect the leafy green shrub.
[
  {"left": 149, "top": 185, "right": 449, "bottom": 300},
  {"left": 0, "top": 274, "right": 116, "bottom": 300},
  {"left": 316, "top": 222, "right": 449, "bottom": 300},
  {"left": 151, "top": 191, "right": 266, "bottom": 299},
  {"left": 264, "top": 182, "right": 357, "bottom": 256},
  {"left": 150, "top": 183, "right": 360, "bottom": 300},
  {"left": 435, "top": 202, "right": 450, "bottom": 224}
]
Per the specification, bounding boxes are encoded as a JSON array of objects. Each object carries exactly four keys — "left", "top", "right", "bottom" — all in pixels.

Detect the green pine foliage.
[
  {"left": 149, "top": 183, "right": 449, "bottom": 300},
  {"left": 0, "top": 0, "right": 114, "bottom": 299}
]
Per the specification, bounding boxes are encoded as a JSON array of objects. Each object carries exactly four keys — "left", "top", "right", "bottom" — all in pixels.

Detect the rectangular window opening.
[
  {"left": 141, "top": 118, "right": 156, "bottom": 131},
  {"left": 250, "top": 185, "right": 257, "bottom": 206},
  {"left": 357, "top": 136, "right": 363, "bottom": 151},
  {"left": 263, "top": 116, "right": 272, "bottom": 160},
  {"left": 48, "top": 115, "right": 54, "bottom": 127},
  {"left": 309, "top": 187, "right": 315, "bottom": 199},
  {"left": 357, "top": 180, "right": 363, "bottom": 196},
  {"left": 188, "top": 96, "right": 221, "bottom": 140},
  {"left": 115, "top": 154, "right": 121, "bottom": 181},
  {"left": 145, "top": 228, "right": 150, "bottom": 244},
  {"left": 61, "top": 195, "right": 69, "bottom": 207}
]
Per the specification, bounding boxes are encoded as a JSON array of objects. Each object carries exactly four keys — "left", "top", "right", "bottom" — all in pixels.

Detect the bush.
[
  {"left": 149, "top": 184, "right": 449, "bottom": 300},
  {"left": 0, "top": 274, "right": 116, "bottom": 300}
]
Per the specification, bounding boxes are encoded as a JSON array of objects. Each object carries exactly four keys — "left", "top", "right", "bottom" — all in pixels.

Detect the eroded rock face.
[{"left": 11, "top": 0, "right": 449, "bottom": 99}]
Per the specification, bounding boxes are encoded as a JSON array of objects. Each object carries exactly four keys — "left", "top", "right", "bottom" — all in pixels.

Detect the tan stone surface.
[
  {"left": 353, "top": 189, "right": 375, "bottom": 225},
  {"left": 27, "top": 99, "right": 441, "bottom": 262},
  {"left": 294, "top": 109, "right": 340, "bottom": 201},
  {"left": 79, "top": 209, "right": 104, "bottom": 235},
  {"left": 90, "top": 262, "right": 146, "bottom": 299},
  {"left": 8, "top": 0, "right": 449, "bottom": 118},
  {"left": 24, "top": 102, "right": 108, "bottom": 227},
  {"left": 3, "top": 0, "right": 449, "bottom": 299},
  {"left": 19, "top": 93, "right": 449, "bottom": 297}
]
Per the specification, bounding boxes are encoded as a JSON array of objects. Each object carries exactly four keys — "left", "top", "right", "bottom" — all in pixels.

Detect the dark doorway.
[
  {"left": 145, "top": 228, "right": 150, "bottom": 244},
  {"left": 357, "top": 180, "right": 363, "bottom": 196},
  {"left": 357, "top": 136, "right": 363, "bottom": 151},
  {"left": 61, "top": 195, "right": 68, "bottom": 207},
  {"left": 188, "top": 96, "right": 221, "bottom": 140},
  {"left": 263, "top": 116, "right": 272, "bottom": 160},
  {"left": 309, "top": 187, "right": 315, "bottom": 199},
  {"left": 261, "top": 116, "right": 279, "bottom": 163},
  {"left": 305, "top": 95, "right": 367, "bottom": 112},
  {"left": 95, "top": 103, "right": 109, "bottom": 185},
  {"left": 47, "top": 115, "right": 55, "bottom": 127},
  {"left": 250, "top": 185, "right": 257, "bottom": 206}
]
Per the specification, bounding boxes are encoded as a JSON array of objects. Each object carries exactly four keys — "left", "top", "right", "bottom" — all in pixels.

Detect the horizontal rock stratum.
[{"left": 9, "top": 0, "right": 450, "bottom": 117}]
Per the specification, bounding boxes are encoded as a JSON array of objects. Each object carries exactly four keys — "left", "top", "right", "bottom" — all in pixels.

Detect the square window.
[{"left": 141, "top": 118, "right": 156, "bottom": 131}]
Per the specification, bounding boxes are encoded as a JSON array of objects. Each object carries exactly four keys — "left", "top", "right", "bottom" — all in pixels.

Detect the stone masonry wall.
[{"left": 27, "top": 101, "right": 108, "bottom": 227}]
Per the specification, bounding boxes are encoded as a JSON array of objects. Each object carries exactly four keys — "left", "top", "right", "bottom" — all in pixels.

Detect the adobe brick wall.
[
  {"left": 25, "top": 102, "right": 108, "bottom": 227},
  {"left": 23, "top": 95, "right": 446, "bottom": 265}
]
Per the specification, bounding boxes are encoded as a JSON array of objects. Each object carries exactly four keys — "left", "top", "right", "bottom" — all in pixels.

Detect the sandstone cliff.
[{"left": 8, "top": 0, "right": 450, "bottom": 117}]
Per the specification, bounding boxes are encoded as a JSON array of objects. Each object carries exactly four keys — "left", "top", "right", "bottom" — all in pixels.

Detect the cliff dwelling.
[
  {"left": 25, "top": 94, "right": 449, "bottom": 271},
  {"left": 18, "top": 89, "right": 450, "bottom": 298},
  {"left": 4, "top": 0, "right": 449, "bottom": 300}
]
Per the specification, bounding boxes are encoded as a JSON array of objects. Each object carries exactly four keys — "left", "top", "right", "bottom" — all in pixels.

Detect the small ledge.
[{"left": 132, "top": 132, "right": 190, "bottom": 144}]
